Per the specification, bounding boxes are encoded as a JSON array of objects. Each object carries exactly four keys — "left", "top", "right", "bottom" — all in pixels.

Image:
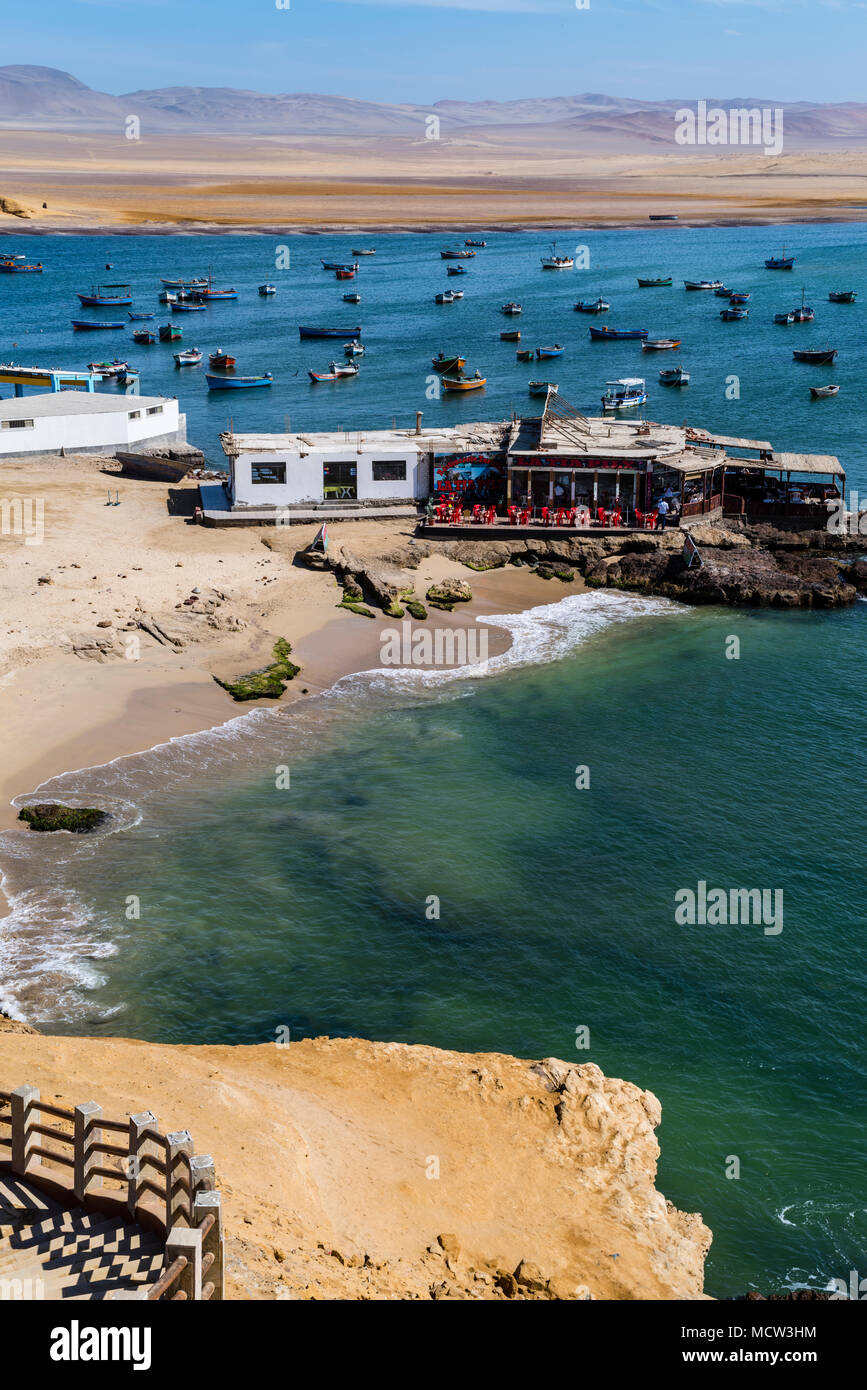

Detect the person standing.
[{"left": 656, "top": 496, "right": 670, "bottom": 531}]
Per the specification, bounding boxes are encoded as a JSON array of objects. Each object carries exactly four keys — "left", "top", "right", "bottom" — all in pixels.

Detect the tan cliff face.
[{"left": 0, "top": 1028, "right": 710, "bottom": 1299}]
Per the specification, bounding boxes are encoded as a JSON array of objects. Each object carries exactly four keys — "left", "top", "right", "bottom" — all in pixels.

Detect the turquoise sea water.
[{"left": 1, "top": 228, "right": 866, "bottom": 1298}]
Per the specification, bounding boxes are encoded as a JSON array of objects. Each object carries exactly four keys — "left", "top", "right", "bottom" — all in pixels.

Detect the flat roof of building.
[
  {"left": 0, "top": 390, "right": 174, "bottom": 420},
  {"left": 222, "top": 421, "right": 512, "bottom": 456}
]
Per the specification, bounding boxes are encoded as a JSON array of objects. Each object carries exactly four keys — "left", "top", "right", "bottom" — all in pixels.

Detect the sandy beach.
[
  {"left": 2, "top": 131, "right": 867, "bottom": 232},
  {"left": 0, "top": 456, "right": 576, "bottom": 845}
]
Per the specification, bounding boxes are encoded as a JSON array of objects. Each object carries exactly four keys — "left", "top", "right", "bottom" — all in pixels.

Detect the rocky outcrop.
[
  {"left": 426, "top": 579, "right": 472, "bottom": 611},
  {"left": 0, "top": 1034, "right": 711, "bottom": 1301},
  {"left": 0, "top": 196, "right": 32, "bottom": 219},
  {"left": 585, "top": 542, "right": 856, "bottom": 608}
]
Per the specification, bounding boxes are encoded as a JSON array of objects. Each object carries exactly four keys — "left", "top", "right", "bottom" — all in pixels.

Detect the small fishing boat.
[
  {"left": 720, "top": 307, "right": 749, "bottom": 320},
  {"left": 659, "top": 365, "right": 689, "bottom": 385},
  {"left": 774, "top": 312, "right": 795, "bottom": 325},
  {"left": 765, "top": 251, "right": 795, "bottom": 269},
  {"left": 714, "top": 286, "right": 733, "bottom": 298},
  {"left": 451, "top": 290, "right": 464, "bottom": 299},
  {"left": 161, "top": 277, "right": 208, "bottom": 290},
  {"left": 309, "top": 361, "right": 359, "bottom": 381},
  {"left": 637, "top": 277, "right": 672, "bottom": 287},
  {"left": 88, "top": 359, "right": 128, "bottom": 379},
  {"left": 810, "top": 384, "right": 840, "bottom": 398},
  {"left": 536, "top": 344, "right": 564, "bottom": 359},
  {"left": 159, "top": 290, "right": 178, "bottom": 304},
  {"left": 649, "top": 214, "right": 678, "bottom": 221},
  {"left": 528, "top": 381, "right": 556, "bottom": 396},
  {"left": 206, "top": 372, "right": 273, "bottom": 390},
  {"left": 728, "top": 292, "right": 751, "bottom": 305},
  {"left": 793, "top": 348, "right": 837, "bottom": 364},
  {"left": 128, "top": 311, "right": 155, "bottom": 321},
  {"left": 351, "top": 248, "right": 376, "bottom": 256},
  {"left": 829, "top": 291, "right": 856, "bottom": 303},
  {"left": 343, "top": 340, "right": 365, "bottom": 356},
  {"left": 259, "top": 284, "right": 277, "bottom": 296},
  {"left": 500, "top": 330, "right": 521, "bottom": 342},
  {"left": 77, "top": 284, "right": 133, "bottom": 307},
  {"left": 335, "top": 268, "right": 356, "bottom": 280},
  {"left": 684, "top": 280, "right": 723, "bottom": 291},
  {"left": 642, "top": 338, "right": 681, "bottom": 350},
  {"left": 501, "top": 302, "right": 522, "bottom": 315},
  {"left": 299, "top": 325, "right": 361, "bottom": 338},
  {"left": 0, "top": 255, "right": 43, "bottom": 272},
  {"left": 132, "top": 330, "right": 157, "bottom": 344},
  {"left": 209, "top": 350, "right": 236, "bottom": 370},
  {"left": 435, "top": 291, "right": 457, "bottom": 304},
  {"left": 72, "top": 319, "right": 126, "bottom": 330},
  {"left": 159, "top": 324, "right": 182, "bottom": 341},
  {"left": 440, "top": 249, "right": 475, "bottom": 259},
  {"left": 174, "top": 348, "right": 203, "bottom": 366},
  {"left": 116, "top": 367, "right": 139, "bottom": 386},
  {"left": 791, "top": 289, "right": 814, "bottom": 322},
  {"left": 343, "top": 293, "right": 361, "bottom": 303},
  {"left": 447, "top": 265, "right": 468, "bottom": 276},
  {"left": 174, "top": 302, "right": 207, "bottom": 312},
  {"left": 574, "top": 298, "right": 609, "bottom": 313},
  {"left": 601, "top": 377, "right": 647, "bottom": 411},
  {"left": 321, "top": 260, "right": 359, "bottom": 271},
  {"left": 589, "top": 325, "right": 649, "bottom": 340},
  {"left": 540, "top": 242, "right": 573, "bottom": 269},
  {"left": 442, "top": 371, "right": 486, "bottom": 391},
  {"left": 516, "top": 349, "right": 534, "bottom": 362},
  {"left": 200, "top": 287, "right": 238, "bottom": 301},
  {"left": 465, "top": 239, "right": 486, "bottom": 247},
  {"left": 431, "top": 353, "right": 466, "bottom": 373}
]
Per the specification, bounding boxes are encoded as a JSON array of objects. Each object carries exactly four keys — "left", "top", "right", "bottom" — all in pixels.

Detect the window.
[
  {"left": 146, "top": 406, "right": 163, "bottom": 416},
  {"left": 251, "top": 462, "right": 286, "bottom": 485},
  {"left": 1, "top": 419, "right": 34, "bottom": 430},
  {"left": 372, "top": 459, "right": 406, "bottom": 483},
  {"left": 128, "top": 410, "right": 141, "bottom": 420},
  {"left": 323, "top": 461, "right": 357, "bottom": 500}
]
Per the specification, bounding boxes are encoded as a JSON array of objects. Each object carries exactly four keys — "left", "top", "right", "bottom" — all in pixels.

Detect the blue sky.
[{"left": 6, "top": 0, "right": 866, "bottom": 103}]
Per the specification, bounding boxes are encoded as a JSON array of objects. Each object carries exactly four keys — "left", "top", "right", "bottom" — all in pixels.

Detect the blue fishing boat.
[
  {"left": 72, "top": 319, "right": 126, "bottom": 330},
  {"left": 765, "top": 252, "right": 795, "bottom": 269},
  {"left": 601, "top": 378, "right": 647, "bottom": 411},
  {"left": 720, "top": 307, "right": 749, "bottom": 320},
  {"left": 574, "top": 298, "right": 610, "bottom": 313},
  {"left": 299, "top": 325, "right": 361, "bottom": 339},
  {"left": 728, "top": 292, "right": 751, "bottom": 304},
  {"left": 199, "top": 287, "right": 238, "bottom": 301},
  {"left": 536, "top": 344, "right": 564, "bottom": 359},
  {"left": 589, "top": 325, "right": 649, "bottom": 340},
  {"left": 441, "top": 249, "right": 475, "bottom": 259},
  {"left": 321, "top": 260, "right": 358, "bottom": 271},
  {"left": 829, "top": 290, "right": 857, "bottom": 303},
  {"left": 77, "top": 284, "right": 133, "bottom": 307},
  {"left": 447, "top": 265, "right": 468, "bottom": 276},
  {"left": 132, "top": 329, "right": 157, "bottom": 344},
  {"left": 128, "top": 311, "right": 155, "bottom": 321},
  {"left": 714, "top": 286, "right": 733, "bottom": 298},
  {"left": 206, "top": 372, "right": 273, "bottom": 390},
  {"left": 174, "top": 302, "right": 207, "bottom": 312}
]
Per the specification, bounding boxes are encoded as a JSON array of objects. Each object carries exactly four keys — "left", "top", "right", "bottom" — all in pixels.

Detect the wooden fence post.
[
  {"left": 74, "top": 1101, "right": 103, "bottom": 1204},
  {"left": 165, "top": 1227, "right": 202, "bottom": 1301},
  {"left": 10, "top": 1085, "right": 39, "bottom": 1177},
  {"left": 127, "top": 1111, "right": 158, "bottom": 1218},
  {"left": 193, "top": 1189, "right": 224, "bottom": 1301},
  {"left": 165, "top": 1129, "right": 193, "bottom": 1231}
]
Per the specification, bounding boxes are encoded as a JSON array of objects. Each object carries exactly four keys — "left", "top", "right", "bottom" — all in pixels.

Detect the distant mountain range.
[{"left": 3, "top": 65, "right": 867, "bottom": 144}]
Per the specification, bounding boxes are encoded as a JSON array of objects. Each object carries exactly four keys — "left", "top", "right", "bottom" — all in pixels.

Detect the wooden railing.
[{"left": 0, "top": 1084, "right": 223, "bottom": 1301}]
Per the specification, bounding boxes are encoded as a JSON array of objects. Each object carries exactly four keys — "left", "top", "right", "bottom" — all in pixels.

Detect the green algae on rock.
[
  {"left": 18, "top": 804, "right": 108, "bottom": 834},
  {"left": 214, "top": 638, "right": 300, "bottom": 701}
]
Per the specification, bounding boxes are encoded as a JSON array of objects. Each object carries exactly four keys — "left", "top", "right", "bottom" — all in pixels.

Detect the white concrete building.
[
  {"left": 0, "top": 391, "right": 186, "bottom": 459},
  {"left": 217, "top": 428, "right": 430, "bottom": 518}
]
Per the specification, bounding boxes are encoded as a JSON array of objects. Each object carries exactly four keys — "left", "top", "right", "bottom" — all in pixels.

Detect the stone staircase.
[{"left": 0, "top": 1172, "right": 164, "bottom": 1300}]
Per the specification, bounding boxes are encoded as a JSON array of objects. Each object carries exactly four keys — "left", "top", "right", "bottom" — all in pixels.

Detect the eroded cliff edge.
[{"left": 0, "top": 1025, "right": 710, "bottom": 1299}]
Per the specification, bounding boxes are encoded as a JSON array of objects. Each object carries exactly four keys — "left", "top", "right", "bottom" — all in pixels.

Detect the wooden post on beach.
[
  {"left": 165, "top": 1129, "right": 193, "bottom": 1230},
  {"left": 10, "top": 1084, "right": 39, "bottom": 1176},
  {"left": 193, "top": 1189, "right": 224, "bottom": 1301},
  {"left": 127, "top": 1110, "right": 158, "bottom": 1218},
  {"left": 74, "top": 1101, "right": 103, "bottom": 1202}
]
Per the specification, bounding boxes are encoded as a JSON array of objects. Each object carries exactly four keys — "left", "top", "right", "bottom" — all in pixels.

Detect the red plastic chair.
[
  {"left": 486, "top": 507, "right": 497, "bottom": 525},
  {"left": 508, "top": 505, "right": 518, "bottom": 525},
  {"left": 541, "top": 507, "right": 550, "bottom": 527},
  {"left": 451, "top": 507, "right": 463, "bottom": 526},
  {"left": 519, "top": 508, "right": 531, "bottom": 525},
  {"left": 611, "top": 508, "right": 622, "bottom": 528},
  {"left": 567, "top": 507, "right": 577, "bottom": 526},
  {"left": 472, "top": 504, "right": 482, "bottom": 522},
  {"left": 634, "top": 508, "right": 644, "bottom": 529},
  {"left": 596, "top": 505, "right": 606, "bottom": 526},
  {"left": 555, "top": 508, "right": 567, "bottom": 527}
]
